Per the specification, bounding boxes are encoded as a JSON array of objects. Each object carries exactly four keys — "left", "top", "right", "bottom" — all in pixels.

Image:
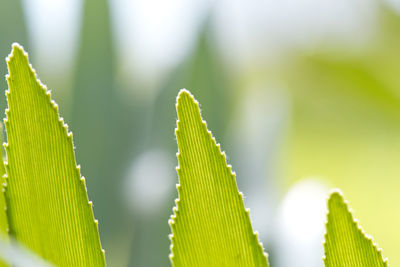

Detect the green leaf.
[
  {"left": 3, "top": 43, "right": 105, "bottom": 266},
  {"left": 324, "top": 191, "right": 387, "bottom": 266},
  {"left": 0, "top": 125, "right": 9, "bottom": 267},
  {"left": 0, "top": 125, "right": 8, "bottom": 238},
  {"left": 0, "top": 238, "right": 53, "bottom": 267},
  {"left": 169, "top": 89, "right": 269, "bottom": 267}
]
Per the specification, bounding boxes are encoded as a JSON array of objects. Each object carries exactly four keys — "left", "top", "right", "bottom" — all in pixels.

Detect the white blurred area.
[
  {"left": 387, "top": 0, "right": 400, "bottom": 13},
  {"left": 22, "top": 0, "right": 383, "bottom": 97},
  {"left": 0, "top": 237, "right": 54, "bottom": 267},
  {"left": 122, "top": 150, "right": 174, "bottom": 216},
  {"left": 109, "top": 0, "right": 213, "bottom": 98},
  {"left": 212, "top": 0, "right": 377, "bottom": 72},
  {"left": 275, "top": 179, "right": 329, "bottom": 267},
  {"left": 22, "top": 0, "right": 82, "bottom": 95}
]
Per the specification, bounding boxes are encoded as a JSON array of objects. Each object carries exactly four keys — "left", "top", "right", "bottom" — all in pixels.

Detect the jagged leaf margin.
[
  {"left": 324, "top": 190, "right": 387, "bottom": 266},
  {"left": 169, "top": 89, "right": 269, "bottom": 267},
  {"left": 0, "top": 124, "right": 9, "bottom": 267},
  {"left": 3, "top": 43, "right": 105, "bottom": 266}
]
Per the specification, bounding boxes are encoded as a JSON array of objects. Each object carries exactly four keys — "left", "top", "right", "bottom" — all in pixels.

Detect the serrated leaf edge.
[
  {"left": 3, "top": 43, "right": 105, "bottom": 258},
  {"left": 168, "top": 89, "right": 269, "bottom": 265},
  {"left": 322, "top": 189, "right": 388, "bottom": 265},
  {"left": 0, "top": 125, "right": 9, "bottom": 237}
]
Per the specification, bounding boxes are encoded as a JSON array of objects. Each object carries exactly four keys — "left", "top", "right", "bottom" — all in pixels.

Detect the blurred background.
[{"left": 1, "top": 0, "right": 400, "bottom": 266}]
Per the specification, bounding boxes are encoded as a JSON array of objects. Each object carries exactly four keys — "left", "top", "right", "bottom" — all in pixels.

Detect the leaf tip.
[
  {"left": 324, "top": 189, "right": 388, "bottom": 266},
  {"left": 176, "top": 88, "right": 199, "bottom": 110},
  {"left": 6, "top": 43, "right": 28, "bottom": 65},
  {"left": 11, "top": 42, "right": 24, "bottom": 51},
  {"left": 327, "top": 189, "right": 345, "bottom": 206},
  {"left": 176, "top": 88, "right": 193, "bottom": 101}
]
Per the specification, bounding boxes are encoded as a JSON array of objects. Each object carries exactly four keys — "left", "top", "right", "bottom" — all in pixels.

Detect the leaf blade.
[
  {"left": 169, "top": 89, "right": 269, "bottom": 267},
  {"left": 0, "top": 125, "right": 9, "bottom": 267},
  {"left": 0, "top": 124, "right": 8, "bottom": 239},
  {"left": 4, "top": 44, "right": 105, "bottom": 266},
  {"left": 324, "top": 191, "right": 387, "bottom": 267}
]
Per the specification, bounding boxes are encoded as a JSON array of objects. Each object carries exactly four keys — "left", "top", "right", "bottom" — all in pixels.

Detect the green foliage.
[
  {"left": 324, "top": 191, "right": 387, "bottom": 266},
  {"left": 0, "top": 238, "right": 53, "bottom": 267},
  {"left": 3, "top": 44, "right": 105, "bottom": 266},
  {"left": 0, "top": 42, "right": 392, "bottom": 267},
  {"left": 169, "top": 89, "right": 269, "bottom": 267},
  {"left": 0, "top": 126, "right": 7, "bottom": 238},
  {"left": 0, "top": 126, "right": 8, "bottom": 267}
]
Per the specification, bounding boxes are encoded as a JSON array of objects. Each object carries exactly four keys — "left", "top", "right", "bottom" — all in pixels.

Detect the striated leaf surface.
[
  {"left": 0, "top": 125, "right": 7, "bottom": 237},
  {"left": 324, "top": 191, "right": 387, "bottom": 267},
  {"left": 3, "top": 44, "right": 105, "bottom": 266},
  {"left": 0, "top": 125, "right": 9, "bottom": 267},
  {"left": 0, "top": 238, "right": 53, "bottom": 267},
  {"left": 169, "top": 89, "right": 268, "bottom": 267}
]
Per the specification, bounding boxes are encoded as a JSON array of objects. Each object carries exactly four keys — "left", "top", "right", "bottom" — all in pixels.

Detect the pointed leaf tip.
[
  {"left": 11, "top": 43, "right": 23, "bottom": 52},
  {"left": 4, "top": 45, "right": 105, "bottom": 266},
  {"left": 177, "top": 88, "right": 191, "bottom": 97},
  {"left": 170, "top": 89, "right": 269, "bottom": 267},
  {"left": 327, "top": 190, "right": 344, "bottom": 206},
  {"left": 324, "top": 190, "right": 387, "bottom": 267},
  {"left": 176, "top": 89, "right": 195, "bottom": 106},
  {"left": 6, "top": 43, "right": 26, "bottom": 63}
]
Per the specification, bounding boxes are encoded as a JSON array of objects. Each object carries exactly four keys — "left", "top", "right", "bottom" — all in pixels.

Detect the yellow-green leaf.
[
  {"left": 3, "top": 43, "right": 105, "bottom": 266},
  {"left": 0, "top": 125, "right": 7, "bottom": 237},
  {"left": 324, "top": 191, "right": 387, "bottom": 266},
  {"left": 0, "top": 238, "right": 53, "bottom": 267},
  {"left": 0, "top": 124, "right": 9, "bottom": 267},
  {"left": 169, "top": 89, "right": 269, "bottom": 267}
]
